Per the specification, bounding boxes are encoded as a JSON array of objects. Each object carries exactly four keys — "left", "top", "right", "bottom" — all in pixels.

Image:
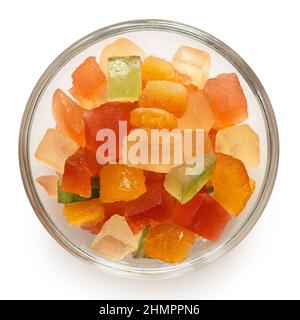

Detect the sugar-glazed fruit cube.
[
  {"left": 164, "top": 152, "right": 216, "bottom": 204},
  {"left": 63, "top": 198, "right": 105, "bottom": 227},
  {"left": 139, "top": 80, "right": 187, "bottom": 117},
  {"left": 126, "top": 188, "right": 174, "bottom": 234},
  {"left": 84, "top": 102, "right": 136, "bottom": 154},
  {"left": 215, "top": 124, "right": 260, "bottom": 169},
  {"left": 143, "top": 223, "right": 195, "bottom": 263},
  {"left": 178, "top": 85, "right": 215, "bottom": 132},
  {"left": 130, "top": 107, "right": 177, "bottom": 129},
  {"left": 204, "top": 73, "right": 248, "bottom": 129},
  {"left": 34, "top": 128, "right": 78, "bottom": 173},
  {"left": 70, "top": 56, "right": 106, "bottom": 109},
  {"left": 58, "top": 176, "right": 100, "bottom": 204},
  {"left": 36, "top": 175, "right": 58, "bottom": 198},
  {"left": 100, "top": 164, "right": 146, "bottom": 203},
  {"left": 103, "top": 181, "right": 164, "bottom": 217},
  {"left": 91, "top": 214, "right": 140, "bottom": 260},
  {"left": 211, "top": 153, "right": 253, "bottom": 216},
  {"left": 100, "top": 38, "right": 145, "bottom": 74},
  {"left": 52, "top": 89, "right": 85, "bottom": 146},
  {"left": 172, "top": 45, "right": 211, "bottom": 89},
  {"left": 172, "top": 192, "right": 231, "bottom": 242},
  {"left": 61, "top": 148, "right": 101, "bottom": 198},
  {"left": 107, "top": 56, "right": 142, "bottom": 102},
  {"left": 142, "top": 56, "right": 180, "bottom": 84}
]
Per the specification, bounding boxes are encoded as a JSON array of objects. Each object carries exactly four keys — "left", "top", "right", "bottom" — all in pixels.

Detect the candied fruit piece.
[
  {"left": 142, "top": 56, "right": 180, "bottom": 84},
  {"left": 144, "top": 223, "right": 195, "bottom": 263},
  {"left": 172, "top": 192, "right": 230, "bottom": 242},
  {"left": 130, "top": 107, "right": 177, "bottom": 130},
  {"left": 100, "top": 38, "right": 144, "bottom": 74},
  {"left": 52, "top": 89, "right": 85, "bottom": 146},
  {"left": 139, "top": 80, "right": 187, "bottom": 117},
  {"left": 215, "top": 124, "right": 260, "bottom": 169},
  {"left": 58, "top": 176, "right": 100, "bottom": 204},
  {"left": 84, "top": 102, "right": 136, "bottom": 155},
  {"left": 126, "top": 187, "right": 175, "bottom": 234},
  {"left": 100, "top": 164, "right": 146, "bottom": 203},
  {"left": 91, "top": 214, "right": 140, "bottom": 260},
  {"left": 204, "top": 73, "right": 248, "bottom": 129},
  {"left": 107, "top": 56, "right": 142, "bottom": 102},
  {"left": 172, "top": 45, "right": 211, "bottom": 89},
  {"left": 211, "top": 153, "right": 252, "bottom": 216},
  {"left": 36, "top": 175, "right": 58, "bottom": 198},
  {"left": 61, "top": 148, "right": 101, "bottom": 198},
  {"left": 103, "top": 181, "right": 163, "bottom": 217},
  {"left": 164, "top": 153, "right": 216, "bottom": 204},
  {"left": 178, "top": 85, "right": 214, "bottom": 132},
  {"left": 35, "top": 128, "right": 78, "bottom": 173},
  {"left": 70, "top": 56, "right": 106, "bottom": 109},
  {"left": 63, "top": 198, "right": 104, "bottom": 226}
]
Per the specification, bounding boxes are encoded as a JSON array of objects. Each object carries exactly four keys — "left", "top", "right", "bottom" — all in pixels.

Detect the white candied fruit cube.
[
  {"left": 172, "top": 45, "right": 211, "bottom": 89},
  {"left": 91, "top": 214, "right": 140, "bottom": 260}
]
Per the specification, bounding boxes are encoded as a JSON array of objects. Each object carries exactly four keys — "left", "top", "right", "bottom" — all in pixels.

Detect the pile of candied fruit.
[{"left": 35, "top": 38, "right": 260, "bottom": 264}]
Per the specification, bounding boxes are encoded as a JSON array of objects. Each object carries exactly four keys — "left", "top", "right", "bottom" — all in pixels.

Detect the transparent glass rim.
[{"left": 19, "top": 19, "right": 279, "bottom": 279}]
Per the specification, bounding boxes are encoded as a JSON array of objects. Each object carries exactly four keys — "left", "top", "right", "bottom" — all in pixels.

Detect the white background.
[{"left": 0, "top": 0, "right": 298, "bottom": 300}]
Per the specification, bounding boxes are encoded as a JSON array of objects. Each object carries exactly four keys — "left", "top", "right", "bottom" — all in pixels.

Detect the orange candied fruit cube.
[
  {"left": 70, "top": 56, "right": 106, "bottom": 109},
  {"left": 144, "top": 223, "right": 195, "bottom": 263},
  {"left": 63, "top": 198, "right": 105, "bottom": 227},
  {"left": 204, "top": 73, "right": 248, "bottom": 129},
  {"left": 178, "top": 85, "right": 215, "bottom": 132},
  {"left": 139, "top": 80, "right": 187, "bottom": 117},
  {"left": 130, "top": 107, "right": 178, "bottom": 130},
  {"left": 52, "top": 89, "right": 85, "bottom": 147},
  {"left": 142, "top": 56, "right": 181, "bottom": 85},
  {"left": 100, "top": 164, "right": 146, "bottom": 203},
  {"left": 211, "top": 153, "right": 252, "bottom": 216}
]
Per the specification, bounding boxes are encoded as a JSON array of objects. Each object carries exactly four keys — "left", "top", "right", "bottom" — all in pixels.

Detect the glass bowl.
[{"left": 19, "top": 19, "right": 279, "bottom": 279}]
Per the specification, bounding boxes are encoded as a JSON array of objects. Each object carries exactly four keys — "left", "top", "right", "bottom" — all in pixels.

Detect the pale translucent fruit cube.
[
  {"left": 34, "top": 128, "right": 78, "bottom": 173},
  {"left": 36, "top": 175, "right": 58, "bottom": 198},
  {"left": 178, "top": 85, "right": 215, "bottom": 132},
  {"left": 215, "top": 124, "right": 260, "bottom": 169},
  {"left": 172, "top": 45, "right": 211, "bottom": 89},
  {"left": 91, "top": 215, "right": 140, "bottom": 260},
  {"left": 139, "top": 80, "right": 187, "bottom": 117},
  {"left": 100, "top": 38, "right": 145, "bottom": 74},
  {"left": 107, "top": 56, "right": 142, "bottom": 102},
  {"left": 164, "top": 152, "right": 216, "bottom": 204}
]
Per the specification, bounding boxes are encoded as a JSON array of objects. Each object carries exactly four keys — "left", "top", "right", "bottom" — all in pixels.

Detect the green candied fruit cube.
[
  {"left": 107, "top": 55, "right": 142, "bottom": 102},
  {"left": 164, "top": 152, "right": 216, "bottom": 204}
]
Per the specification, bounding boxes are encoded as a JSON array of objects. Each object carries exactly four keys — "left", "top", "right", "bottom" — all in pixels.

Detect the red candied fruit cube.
[{"left": 172, "top": 192, "right": 230, "bottom": 242}]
